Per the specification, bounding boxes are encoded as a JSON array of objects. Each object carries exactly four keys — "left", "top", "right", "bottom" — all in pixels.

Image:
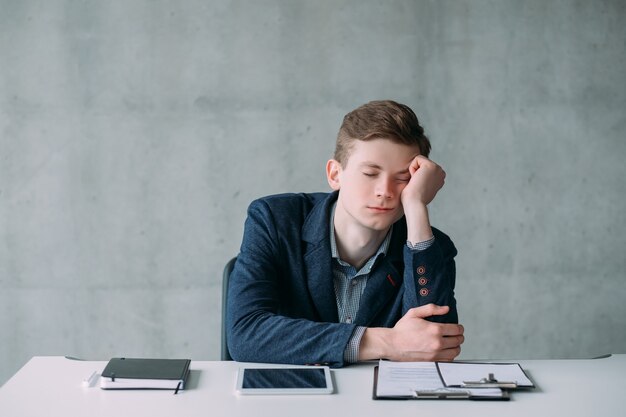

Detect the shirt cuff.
[
  {"left": 406, "top": 236, "right": 435, "bottom": 251},
  {"left": 344, "top": 326, "right": 367, "bottom": 363}
]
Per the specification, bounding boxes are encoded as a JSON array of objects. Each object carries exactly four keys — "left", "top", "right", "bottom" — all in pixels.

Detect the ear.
[{"left": 326, "top": 159, "right": 342, "bottom": 191}]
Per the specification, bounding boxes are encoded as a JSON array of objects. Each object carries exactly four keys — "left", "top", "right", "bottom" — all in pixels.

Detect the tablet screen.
[{"left": 236, "top": 366, "right": 333, "bottom": 394}]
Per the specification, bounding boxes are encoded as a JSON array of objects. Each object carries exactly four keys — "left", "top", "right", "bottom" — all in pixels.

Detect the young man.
[{"left": 226, "top": 100, "right": 464, "bottom": 367}]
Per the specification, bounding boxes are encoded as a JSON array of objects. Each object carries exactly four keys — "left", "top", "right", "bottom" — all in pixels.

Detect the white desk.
[{"left": 0, "top": 355, "right": 624, "bottom": 417}]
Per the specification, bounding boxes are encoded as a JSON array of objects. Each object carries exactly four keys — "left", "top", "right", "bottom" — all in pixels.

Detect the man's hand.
[
  {"left": 400, "top": 156, "right": 446, "bottom": 244},
  {"left": 401, "top": 155, "right": 446, "bottom": 209},
  {"left": 359, "top": 304, "right": 464, "bottom": 362}
]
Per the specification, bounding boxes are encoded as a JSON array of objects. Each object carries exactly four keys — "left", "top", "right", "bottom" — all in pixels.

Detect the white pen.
[{"left": 82, "top": 371, "right": 99, "bottom": 387}]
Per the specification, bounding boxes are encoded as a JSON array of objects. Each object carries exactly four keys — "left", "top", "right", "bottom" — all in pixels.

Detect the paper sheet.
[
  {"left": 437, "top": 362, "right": 534, "bottom": 387},
  {"left": 376, "top": 360, "right": 503, "bottom": 398}
]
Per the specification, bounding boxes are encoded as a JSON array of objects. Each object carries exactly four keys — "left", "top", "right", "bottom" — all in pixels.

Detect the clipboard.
[
  {"left": 372, "top": 366, "right": 511, "bottom": 401},
  {"left": 436, "top": 361, "right": 535, "bottom": 389}
]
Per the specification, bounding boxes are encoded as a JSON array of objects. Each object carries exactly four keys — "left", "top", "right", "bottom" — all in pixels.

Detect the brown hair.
[{"left": 334, "top": 100, "right": 431, "bottom": 165}]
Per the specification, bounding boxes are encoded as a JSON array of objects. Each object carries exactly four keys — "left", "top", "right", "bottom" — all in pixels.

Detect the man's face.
[{"left": 328, "top": 138, "right": 420, "bottom": 232}]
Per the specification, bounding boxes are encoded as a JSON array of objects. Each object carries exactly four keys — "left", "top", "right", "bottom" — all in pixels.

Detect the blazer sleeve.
[
  {"left": 226, "top": 199, "right": 357, "bottom": 368},
  {"left": 402, "top": 229, "right": 458, "bottom": 323}
]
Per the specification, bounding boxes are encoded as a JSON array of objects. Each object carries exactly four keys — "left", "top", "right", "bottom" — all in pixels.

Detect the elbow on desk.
[
  {"left": 225, "top": 322, "right": 244, "bottom": 362},
  {"left": 226, "top": 335, "right": 245, "bottom": 363},
  {"left": 226, "top": 327, "right": 285, "bottom": 364},
  {"left": 226, "top": 320, "right": 269, "bottom": 363}
]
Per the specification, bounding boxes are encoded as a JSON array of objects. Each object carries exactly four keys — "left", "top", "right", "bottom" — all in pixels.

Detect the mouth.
[{"left": 367, "top": 206, "right": 395, "bottom": 213}]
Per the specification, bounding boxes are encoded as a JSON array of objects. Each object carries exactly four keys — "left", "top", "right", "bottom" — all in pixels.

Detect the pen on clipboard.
[
  {"left": 414, "top": 389, "right": 470, "bottom": 399},
  {"left": 82, "top": 371, "right": 99, "bottom": 387}
]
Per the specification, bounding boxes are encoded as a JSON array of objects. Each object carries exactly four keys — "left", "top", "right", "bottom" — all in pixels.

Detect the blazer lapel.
[
  {"left": 303, "top": 244, "right": 338, "bottom": 323},
  {"left": 302, "top": 192, "right": 339, "bottom": 323}
]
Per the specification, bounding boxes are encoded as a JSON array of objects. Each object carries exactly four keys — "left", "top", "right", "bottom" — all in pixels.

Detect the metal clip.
[
  {"left": 414, "top": 389, "right": 470, "bottom": 399},
  {"left": 462, "top": 373, "right": 518, "bottom": 389}
]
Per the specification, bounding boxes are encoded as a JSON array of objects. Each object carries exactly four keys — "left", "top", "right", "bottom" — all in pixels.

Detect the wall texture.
[{"left": 1, "top": 0, "right": 625, "bottom": 384}]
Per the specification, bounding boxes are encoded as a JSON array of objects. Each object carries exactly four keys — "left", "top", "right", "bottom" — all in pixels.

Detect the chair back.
[{"left": 221, "top": 256, "right": 237, "bottom": 361}]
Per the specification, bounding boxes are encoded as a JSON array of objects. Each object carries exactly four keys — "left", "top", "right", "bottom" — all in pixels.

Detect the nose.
[{"left": 375, "top": 177, "right": 394, "bottom": 199}]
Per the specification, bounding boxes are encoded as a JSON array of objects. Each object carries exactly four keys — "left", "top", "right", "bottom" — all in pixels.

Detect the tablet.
[{"left": 236, "top": 366, "right": 333, "bottom": 395}]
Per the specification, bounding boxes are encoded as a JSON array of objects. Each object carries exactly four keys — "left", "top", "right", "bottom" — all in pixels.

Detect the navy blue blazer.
[{"left": 226, "top": 191, "right": 457, "bottom": 367}]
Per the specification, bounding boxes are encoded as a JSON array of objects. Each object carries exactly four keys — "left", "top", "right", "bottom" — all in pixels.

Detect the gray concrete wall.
[{"left": 1, "top": 0, "right": 625, "bottom": 384}]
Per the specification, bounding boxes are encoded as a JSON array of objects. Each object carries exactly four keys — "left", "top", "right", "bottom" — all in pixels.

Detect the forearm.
[
  {"left": 357, "top": 327, "right": 392, "bottom": 361},
  {"left": 228, "top": 310, "right": 356, "bottom": 367},
  {"left": 404, "top": 202, "right": 434, "bottom": 244},
  {"left": 358, "top": 305, "right": 464, "bottom": 362},
  {"left": 402, "top": 230, "right": 458, "bottom": 323},
  {"left": 228, "top": 256, "right": 356, "bottom": 367}
]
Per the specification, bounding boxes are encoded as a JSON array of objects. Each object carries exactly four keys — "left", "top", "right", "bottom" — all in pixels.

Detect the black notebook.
[{"left": 100, "top": 358, "right": 191, "bottom": 391}]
